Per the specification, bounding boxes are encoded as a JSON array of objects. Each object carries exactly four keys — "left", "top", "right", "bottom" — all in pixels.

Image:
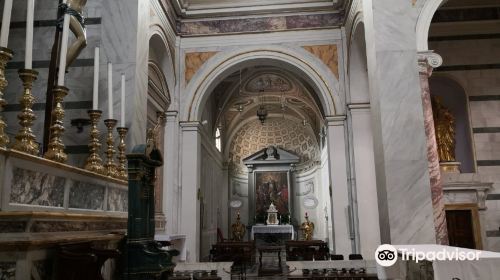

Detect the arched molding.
[
  {"left": 416, "top": 0, "right": 448, "bottom": 51},
  {"left": 148, "top": 26, "right": 176, "bottom": 97},
  {"left": 344, "top": 0, "right": 363, "bottom": 43},
  {"left": 181, "top": 46, "right": 343, "bottom": 122},
  {"left": 148, "top": 61, "right": 171, "bottom": 110},
  {"left": 347, "top": 17, "right": 370, "bottom": 104}
]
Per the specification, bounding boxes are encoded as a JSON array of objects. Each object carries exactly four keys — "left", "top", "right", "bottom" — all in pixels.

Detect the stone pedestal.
[{"left": 440, "top": 162, "right": 461, "bottom": 174}]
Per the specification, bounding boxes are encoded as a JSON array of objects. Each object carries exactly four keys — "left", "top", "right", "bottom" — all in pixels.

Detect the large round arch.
[
  {"left": 149, "top": 27, "right": 176, "bottom": 100},
  {"left": 181, "top": 46, "right": 344, "bottom": 122},
  {"left": 416, "top": 0, "right": 448, "bottom": 51}
]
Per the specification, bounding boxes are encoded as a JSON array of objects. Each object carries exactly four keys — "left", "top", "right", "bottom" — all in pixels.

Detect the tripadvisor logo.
[{"left": 375, "top": 244, "right": 398, "bottom": 267}]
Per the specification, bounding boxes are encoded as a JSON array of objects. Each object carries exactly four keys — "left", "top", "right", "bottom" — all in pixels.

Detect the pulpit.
[{"left": 121, "top": 143, "right": 176, "bottom": 279}]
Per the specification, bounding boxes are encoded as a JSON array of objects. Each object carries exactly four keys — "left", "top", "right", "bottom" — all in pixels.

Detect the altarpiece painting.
[{"left": 255, "top": 171, "right": 289, "bottom": 217}]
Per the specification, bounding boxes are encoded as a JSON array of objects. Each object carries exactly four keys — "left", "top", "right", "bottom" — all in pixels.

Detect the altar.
[{"left": 251, "top": 225, "right": 295, "bottom": 240}]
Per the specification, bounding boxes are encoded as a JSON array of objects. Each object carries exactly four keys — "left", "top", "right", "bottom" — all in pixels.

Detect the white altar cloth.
[{"left": 251, "top": 225, "right": 295, "bottom": 240}]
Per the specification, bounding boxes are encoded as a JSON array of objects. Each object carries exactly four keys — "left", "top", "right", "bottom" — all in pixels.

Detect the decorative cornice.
[
  {"left": 325, "top": 115, "right": 346, "bottom": 126},
  {"left": 172, "top": 0, "right": 346, "bottom": 19},
  {"left": 347, "top": 103, "right": 370, "bottom": 110},
  {"left": 179, "top": 121, "right": 202, "bottom": 131},
  {"left": 443, "top": 182, "right": 493, "bottom": 210}
]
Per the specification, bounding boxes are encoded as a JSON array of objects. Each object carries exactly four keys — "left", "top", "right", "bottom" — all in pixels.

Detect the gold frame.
[{"left": 445, "top": 203, "right": 483, "bottom": 250}]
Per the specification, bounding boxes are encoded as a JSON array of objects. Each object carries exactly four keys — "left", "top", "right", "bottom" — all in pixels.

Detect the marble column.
[
  {"left": 348, "top": 104, "right": 381, "bottom": 257},
  {"left": 418, "top": 51, "right": 449, "bottom": 245},
  {"left": 325, "top": 116, "right": 352, "bottom": 255},
  {"left": 362, "top": 0, "right": 436, "bottom": 244},
  {"left": 163, "top": 111, "right": 180, "bottom": 235},
  {"left": 180, "top": 121, "right": 202, "bottom": 262}
]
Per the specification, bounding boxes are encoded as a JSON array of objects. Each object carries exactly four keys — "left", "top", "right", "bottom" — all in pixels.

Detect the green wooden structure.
[{"left": 122, "top": 142, "right": 175, "bottom": 280}]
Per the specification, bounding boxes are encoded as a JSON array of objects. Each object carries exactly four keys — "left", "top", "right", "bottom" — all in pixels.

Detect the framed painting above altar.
[
  {"left": 243, "top": 146, "right": 299, "bottom": 225},
  {"left": 255, "top": 171, "right": 290, "bottom": 218}
]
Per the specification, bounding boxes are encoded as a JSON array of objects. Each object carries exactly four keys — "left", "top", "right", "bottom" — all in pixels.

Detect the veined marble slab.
[
  {"left": 10, "top": 167, "right": 65, "bottom": 207},
  {"left": 2, "top": 150, "right": 127, "bottom": 214},
  {"left": 69, "top": 181, "right": 106, "bottom": 210}
]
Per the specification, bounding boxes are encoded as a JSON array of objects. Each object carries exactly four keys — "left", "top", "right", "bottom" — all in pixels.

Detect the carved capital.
[{"left": 418, "top": 51, "right": 443, "bottom": 76}]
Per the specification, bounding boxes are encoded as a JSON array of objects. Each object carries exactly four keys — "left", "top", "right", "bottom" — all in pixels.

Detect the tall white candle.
[
  {"left": 0, "top": 0, "right": 13, "bottom": 48},
  {"left": 57, "top": 0, "right": 71, "bottom": 86},
  {"left": 107, "top": 62, "right": 113, "bottom": 119},
  {"left": 120, "top": 74, "right": 125, "bottom": 127},
  {"left": 25, "top": 0, "right": 35, "bottom": 69},
  {"left": 92, "top": 47, "right": 99, "bottom": 110}
]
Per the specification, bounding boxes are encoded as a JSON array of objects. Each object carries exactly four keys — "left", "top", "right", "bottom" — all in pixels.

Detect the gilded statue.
[
  {"left": 300, "top": 213, "right": 314, "bottom": 241},
  {"left": 231, "top": 211, "right": 246, "bottom": 241},
  {"left": 62, "top": 0, "right": 88, "bottom": 68},
  {"left": 431, "top": 96, "right": 456, "bottom": 162}
]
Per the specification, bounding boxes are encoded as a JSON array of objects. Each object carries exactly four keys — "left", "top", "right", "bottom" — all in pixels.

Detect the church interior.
[{"left": 0, "top": 0, "right": 500, "bottom": 279}]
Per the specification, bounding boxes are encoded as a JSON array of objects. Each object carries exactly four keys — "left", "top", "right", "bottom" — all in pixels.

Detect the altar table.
[{"left": 251, "top": 225, "right": 295, "bottom": 240}]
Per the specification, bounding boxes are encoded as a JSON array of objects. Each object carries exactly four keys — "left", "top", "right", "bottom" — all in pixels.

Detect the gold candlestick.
[
  {"left": 84, "top": 110, "right": 105, "bottom": 174},
  {"left": 116, "top": 127, "right": 128, "bottom": 180},
  {"left": 12, "top": 69, "right": 39, "bottom": 155},
  {"left": 44, "top": 86, "right": 68, "bottom": 163},
  {"left": 104, "top": 119, "right": 118, "bottom": 178},
  {"left": 0, "top": 47, "right": 13, "bottom": 148}
]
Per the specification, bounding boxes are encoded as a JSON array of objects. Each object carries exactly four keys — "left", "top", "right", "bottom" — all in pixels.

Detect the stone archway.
[
  {"left": 182, "top": 46, "right": 344, "bottom": 122},
  {"left": 178, "top": 46, "right": 351, "bottom": 261}
]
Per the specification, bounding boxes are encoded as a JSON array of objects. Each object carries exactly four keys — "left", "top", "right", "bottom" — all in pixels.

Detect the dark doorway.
[{"left": 446, "top": 209, "right": 476, "bottom": 249}]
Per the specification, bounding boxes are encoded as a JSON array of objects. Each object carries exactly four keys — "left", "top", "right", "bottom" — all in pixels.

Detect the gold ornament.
[
  {"left": 231, "top": 211, "right": 246, "bottom": 241},
  {"left": 432, "top": 96, "right": 456, "bottom": 162},
  {"left": 44, "top": 86, "right": 68, "bottom": 163},
  {"left": 104, "top": 119, "right": 118, "bottom": 178},
  {"left": 116, "top": 126, "right": 128, "bottom": 180},
  {"left": 0, "top": 47, "right": 13, "bottom": 148},
  {"left": 301, "top": 213, "right": 314, "bottom": 241},
  {"left": 84, "top": 110, "right": 105, "bottom": 174},
  {"left": 12, "top": 69, "right": 39, "bottom": 155}
]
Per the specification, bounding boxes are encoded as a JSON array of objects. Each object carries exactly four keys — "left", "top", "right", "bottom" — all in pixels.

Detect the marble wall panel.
[
  {"left": 68, "top": 181, "right": 105, "bottom": 210},
  {"left": 10, "top": 167, "right": 65, "bottom": 207},
  {"left": 29, "top": 220, "right": 126, "bottom": 233},
  {"left": 108, "top": 187, "right": 128, "bottom": 212},
  {"left": 285, "top": 13, "right": 342, "bottom": 29},
  {"left": 474, "top": 133, "right": 500, "bottom": 161},
  {"left": 0, "top": 262, "right": 15, "bottom": 280},
  {"left": 478, "top": 166, "right": 500, "bottom": 174},
  {"left": 430, "top": 39, "right": 500, "bottom": 66},
  {"left": 179, "top": 13, "right": 342, "bottom": 36},
  {"left": 469, "top": 101, "right": 500, "bottom": 128},
  {"left": 0, "top": 221, "right": 27, "bottom": 233}
]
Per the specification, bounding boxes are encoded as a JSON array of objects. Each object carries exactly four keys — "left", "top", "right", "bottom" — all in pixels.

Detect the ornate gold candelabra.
[
  {"left": 84, "top": 110, "right": 105, "bottom": 174},
  {"left": 0, "top": 47, "right": 13, "bottom": 148},
  {"left": 116, "top": 126, "right": 128, "bottom": 180},
  {"left": 12, "top": 69, "right": 39, "bottom": 155},
  {"left": 44, "top": 86, "right": 68, "bottom": 163},
  {"left": 104, "top": 119, "right": 118, "bottom": 178}
]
